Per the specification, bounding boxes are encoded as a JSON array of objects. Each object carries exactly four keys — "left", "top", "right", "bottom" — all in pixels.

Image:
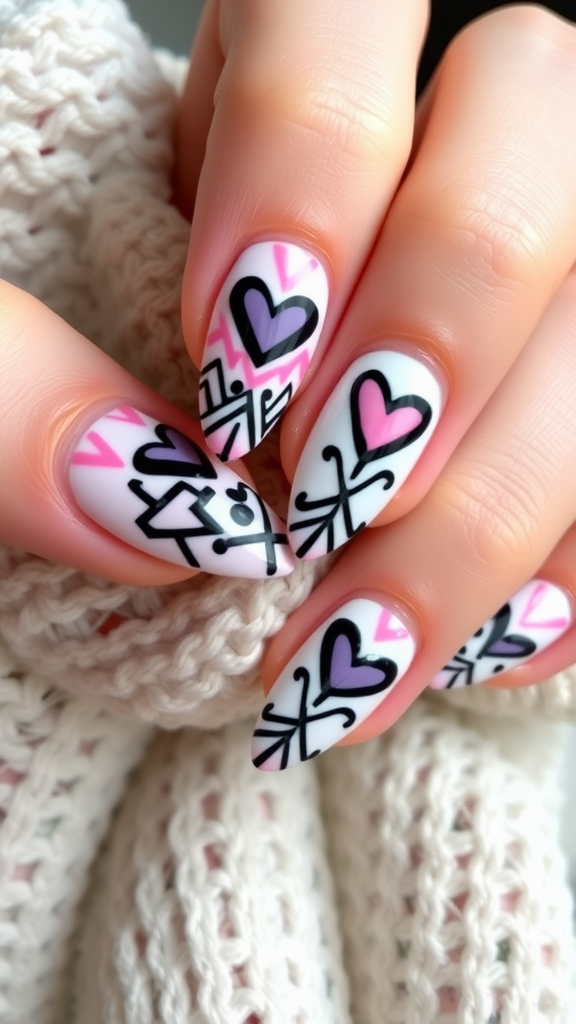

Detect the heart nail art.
[
  {"left": 288, "top": 350, "right": 442, "bottom": 560},
  {"left": 429, "top": 579, "right": 572, "bottom": 689},
  {"left": 350, "top": 370, "right": 431, "bottom": 478},
  {"left": 199, "top": 241, "right": 328, "bottom": 462},
  {"left": 229, "top": 277, "right": 319, "bottom": 367},
  {"left": 251, "top": 598, "right": 415, "bottom": 771},
  {"left": 318, "top": 619, "right": 398, "bottom": 699},
  {"left": 132, "top": 425, "right": 217, "bottom": 478},
  {"left": 69, "top": 407, "right": 294, "bottom": 579}
]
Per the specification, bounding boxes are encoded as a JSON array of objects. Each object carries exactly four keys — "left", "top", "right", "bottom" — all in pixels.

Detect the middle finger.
[{"left": 283, "top": 5, "right": 576, "bottom": 559}]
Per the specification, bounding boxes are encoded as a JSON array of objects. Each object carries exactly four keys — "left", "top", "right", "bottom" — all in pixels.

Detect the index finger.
[{"left": 179, "top": 0, "right": 429, "bottom": 459}]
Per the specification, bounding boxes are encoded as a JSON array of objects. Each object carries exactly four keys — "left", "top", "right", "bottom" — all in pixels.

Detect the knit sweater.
[{"left": 0, "top": 3, "right": 575, "bottom": 1022}]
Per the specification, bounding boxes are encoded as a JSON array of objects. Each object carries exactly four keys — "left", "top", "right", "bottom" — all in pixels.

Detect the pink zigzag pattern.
[
  {"left": 206, "top": 313, "right": 311, "bottom": 388},
  {"left": 273, "top": 243, "right": 319, "bottom": 292}
]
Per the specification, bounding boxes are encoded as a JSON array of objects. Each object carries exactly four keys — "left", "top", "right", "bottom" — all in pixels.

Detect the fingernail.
[
  {"left": 429, "top": 579, "right": 572, "bottom": 689},
  {"left": 288, "top": 350, "right": 442, "bottom": 559},
  {"left": 252, "top": 598, "right": 416, "bottom": 770},
  {"left": 69, "top": 406, "right": 294, "bottom": 578},
  {"left": 199, "top": 241, "right": 329, "bottom": 461}
]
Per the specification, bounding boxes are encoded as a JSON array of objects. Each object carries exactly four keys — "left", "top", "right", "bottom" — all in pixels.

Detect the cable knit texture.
[{"left": 0, "top": 1, "right": 575, "bottom": 1022}]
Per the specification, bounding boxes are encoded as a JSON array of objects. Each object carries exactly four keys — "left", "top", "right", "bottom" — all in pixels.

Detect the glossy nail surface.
[
  {"left": 429, "top": 579, "right": 572, "bottom": 689},
  {"left": 199, "top": 241, "right": 329, "bottom": 461},
  {"left": 69, "top": 407, "right": 294, "bottom": 578},
  {"left": 288, "top": 350, "right": 442, "bottom": 559},
  {"left": 252, "top": 598, "right": 416, "bottom": 770}
]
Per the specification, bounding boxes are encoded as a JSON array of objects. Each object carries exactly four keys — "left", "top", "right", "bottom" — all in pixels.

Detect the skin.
[{"left": 1, "top": 1, "right": 575, "bottom": 744}]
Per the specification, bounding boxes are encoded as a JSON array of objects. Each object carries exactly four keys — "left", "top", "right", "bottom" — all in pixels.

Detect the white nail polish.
[
  {"left": 252, "top": 598, "right": 416, "bottom": 771},
  {"left": 199, "top": 241, "right": 329, "bottom": 461},
  {"left": 288, "top": 350, "right": 442, "bottom": 560},
  {"left": 429, "top": 579, "right": 572, "bottom": 689},
  {"left": 69, "top": 406, "right": 294, "bottom": 578}
]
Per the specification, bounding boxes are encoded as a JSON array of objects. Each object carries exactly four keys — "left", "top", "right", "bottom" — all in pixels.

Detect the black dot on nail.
[
  {"left": 474, "top": 628, "right": 484, "bottom": 637},
  {"left": 458, "top": 646, "right": 467, "bottom": 655},
  {"left": 231, "top": 380, "right": 244, "bottom": 395},
  {"left": 230, "top": 503, "right": 254, "bottom": 527},
  {"left": 212, "top": 539, "right": 228, "bottom": 554},
  {"left": 494, "top": 664, "right": 505, "bottom": 673}
]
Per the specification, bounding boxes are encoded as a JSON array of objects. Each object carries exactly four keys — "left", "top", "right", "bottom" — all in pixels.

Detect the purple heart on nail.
[
  {"left": 477, "top": 603, "right": 537, "bottom": 662},
  {"left": 315, "top": 618, "right": 397, "bottom": 703},
  {"left": 132, "top": 424, "right": 217, "bottom": 479},
  {"left": 229, "top": 275, "right": 319, "bottom": 368}
]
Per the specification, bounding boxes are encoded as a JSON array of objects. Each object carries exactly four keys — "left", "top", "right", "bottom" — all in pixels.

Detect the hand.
[{"left": 173, "top": 1, "right": 576, "bottom": 768}]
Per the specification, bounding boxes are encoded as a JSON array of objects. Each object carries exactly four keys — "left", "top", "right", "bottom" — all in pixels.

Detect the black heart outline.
[
  {"left": 477, "top": 603, "right": 537, "bottom": 661},
  {"left": 229, "top": 275, "right": 319, "bottom": 368},
  {"left": 314, "top": 617, "right": 398, "bottom": 704},
  {"left": 349, "top": 369, "right": 432, "bottom": 478},
  {"left": 132, "top": 424, "right": 217, "bottom": 479}
]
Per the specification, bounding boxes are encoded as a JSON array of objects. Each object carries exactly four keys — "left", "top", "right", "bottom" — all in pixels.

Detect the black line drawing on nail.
[
  {"left": 260, "top": 383, "right": 293, "bottom": 436},
  {"left": 200, "top": 357, "right": 256, "bottom": 460},
  {"left": 253, "top": 617, "right": 397, "bottom": 768},
  {"left": 440, "top": 603, "right": 537, "bottom": 688},
  {"left": 289, "top": 445, "right": 394, "bottom": 558},
  {"left": 128, "top": 434, "right": 290, "bottom": 574},
  {"left": 252, "top": 667, "right": 356, "bottom": 769}
]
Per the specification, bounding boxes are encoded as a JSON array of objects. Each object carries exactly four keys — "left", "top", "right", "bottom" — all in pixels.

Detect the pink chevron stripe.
[
  {"left": 105, "top": 406, "right": 145, "bottom": 425},
  {"left": 273, "top": 243, "right": 319, "bottom": 292},
  {"left": 71, "top": 432, "right": 125, "bottom": 468},
  {"left": 207, "top": 313, "right": 311, "bottom": 387},
  {"left": 518, "top": 582, "right": 569, "bottom": 631},
  {"left": 375, "top": 608, "right": 410, "bottom": 642}
]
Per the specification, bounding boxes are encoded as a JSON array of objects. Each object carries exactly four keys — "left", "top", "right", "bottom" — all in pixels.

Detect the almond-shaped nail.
[
  {"left": 287, "top": 350, "right": 443, "bottom": 560},
  {"left": 252, "top": 598, "right": 416, "bottom": 770},
  {"left": 429, "top": 580, "right": 572, "bottom": 689},
  {"left": 199, "top": 241, "right": 329, "bottom": 461},
  {"left": 69, "top": 406, "right": 294, "bottom": 578}
]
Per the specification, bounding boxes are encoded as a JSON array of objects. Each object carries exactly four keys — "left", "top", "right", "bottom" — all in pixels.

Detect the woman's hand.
[{"left": 174, "top": 1, "right": 576, "bottom": 767}]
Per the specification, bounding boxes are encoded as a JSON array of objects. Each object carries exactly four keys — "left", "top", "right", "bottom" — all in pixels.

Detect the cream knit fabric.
[{"left": 0, "top": 2, "right": 575, "bottom": 1022}]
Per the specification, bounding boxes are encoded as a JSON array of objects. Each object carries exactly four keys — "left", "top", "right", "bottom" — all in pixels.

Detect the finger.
[
  {"left": 283, "top": 5, "right": 576, "bottom": 560},
  {"left": 430, "top": 523, "right": 576, "bottom": 693},
  {"left": 180, "top": 0, "right": 429, "bottom": 460},
  {"left": 174, "top": 0, "right": 222, "bottom": 219},
  {"left": 251, "top": 263, "right": 576, "bottom": 769},
  {"left": 0, "top": 282, "right": 293, "bottom": 584}
]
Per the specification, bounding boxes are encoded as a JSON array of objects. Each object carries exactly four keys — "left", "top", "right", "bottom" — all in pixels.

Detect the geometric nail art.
[
  {"left": 251, "top": 598, "right": 416, "bottom": 770},
  {"left": 199, "top": 241, "right": 329, "bottom": 461},
  {"left": 69, "top": 407, "right": 294, "bottom": 578},
  {"left": 429, "top": 579, "right": 572, "bottom": 689},
  {"left": 287, "top": 350, "right": 442, "bottom": 560}
]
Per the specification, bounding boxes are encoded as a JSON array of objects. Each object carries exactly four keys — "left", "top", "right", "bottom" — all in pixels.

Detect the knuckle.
[
  {"left": 455, "top": 3, "right": 576, "bottom": 58},
  {"left": 434, "top": 186, "right": 552, "bottom": 289},
  {"left": 228, "top": 69, "right": 405, "bottom": 166},
  {"left": 433, "top": 460, "right": 541, "bottom": 576},
  {"left": 498, "top": 4, "right": 576, "bottom": 53},
  {"left": 296, "top": 75, "right": 405, "bottom": 164}
]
